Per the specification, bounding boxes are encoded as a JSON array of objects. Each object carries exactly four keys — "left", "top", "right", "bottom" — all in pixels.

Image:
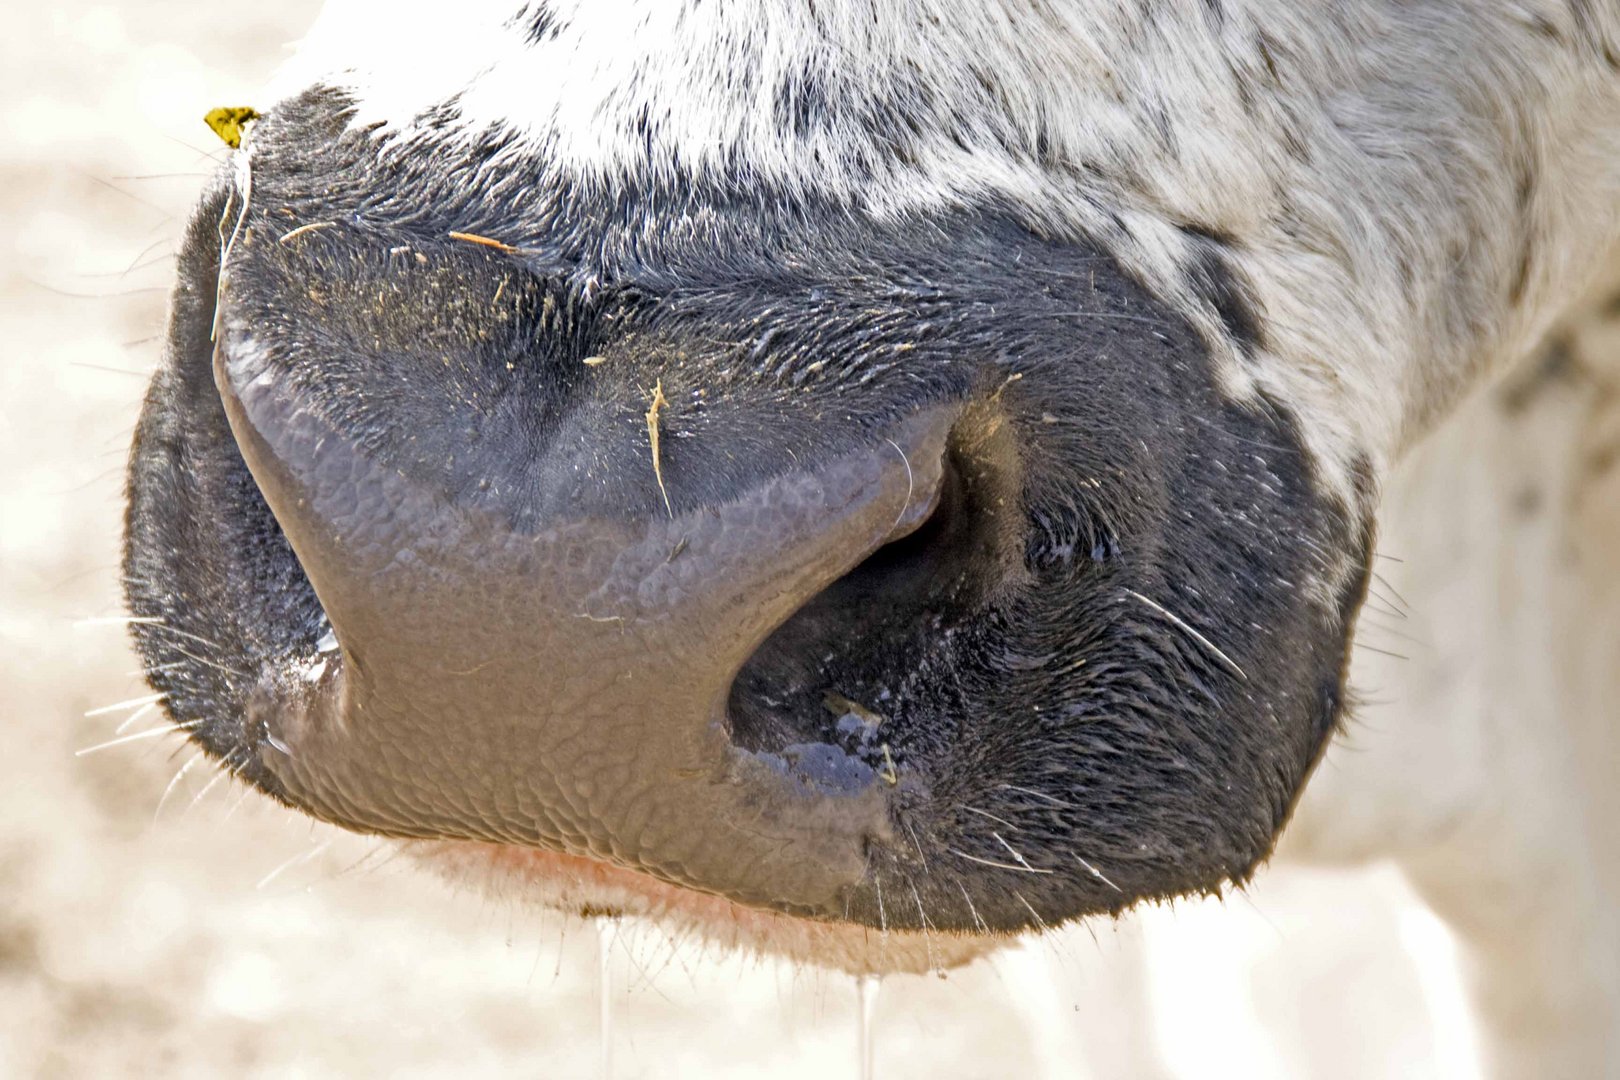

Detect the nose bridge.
[{"left": 214, "top": 323, "right": 953, "bottom": 913}]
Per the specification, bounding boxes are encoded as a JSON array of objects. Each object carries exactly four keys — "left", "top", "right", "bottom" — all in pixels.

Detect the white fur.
[
  {"left": 267, "top": 0, "right": 1620, "bottom": 504},
  {"left": 1286, "top": 285, "right": 1620, "bottom": 1073}
]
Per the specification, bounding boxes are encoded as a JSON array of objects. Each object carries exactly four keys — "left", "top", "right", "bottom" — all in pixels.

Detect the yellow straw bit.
[
  {"left": 645, "top": 380, "right": 673, "bottom": 518},
  {"left": 448, "top": 230, "right": 520, "bottom": 254},
  {"left": 204, "top": 106, "right": 259, "bottom": 149}
]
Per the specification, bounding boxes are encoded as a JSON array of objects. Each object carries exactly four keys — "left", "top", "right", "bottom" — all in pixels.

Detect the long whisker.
[
  {"left": 995, "top": 783, "right": 1074, "bottom": 810},
  {"left": 256, "top": 840, "right": 333, "bottom": 890},
  {"left": 153, "top": 750, "right": 206, "bottom": 822},
  {"left": 947, "top": 846, "right": 1054, "bottom": 874},
  {"left": 1013, "top": 891, "right": 1051, "bottom": 934},
  {"left": 114, "top": 701, "right": 160, "bottom": 735},
  {"left": 955, "top": 880, "right": 990, "bottom": 932},
  {"left": 1074, "top": 853, "right": 1123, "bottom": 893},
  {"left": 73, "top": 614, "right": 163, "bottom": 628},
  {"left": 962, "top": 805, "right": 1020, "bottom": 831},
  {"left": 907, "top": 878, "right": 940, "bottom": 973},
  {"left": 184, "top": 752, "right": 242, "bottom": 816},
  {"left": 75, "top": 721, "right": 199, "bottom": 757},
  {"left": 991, "top": 832, "right": 1047, "bottom": 874},
  {"left": 1125, "top": 588, "right": 1248, "bottom": 681},
  {"left": 83, "top": 692, "right": 165, "bottom": 718}
]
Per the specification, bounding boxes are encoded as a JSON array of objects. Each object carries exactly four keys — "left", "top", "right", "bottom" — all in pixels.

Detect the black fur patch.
[
  {"left": 513, "top": 2, "right": 563, "bottom": 43},
  {"left": 1181, "top": 225, "right": 1265, "bottom": 353}
]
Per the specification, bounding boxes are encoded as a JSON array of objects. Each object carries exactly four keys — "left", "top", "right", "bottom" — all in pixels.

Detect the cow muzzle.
[{"left": 214, "top": 323, "right": 954, "bottom": 918}]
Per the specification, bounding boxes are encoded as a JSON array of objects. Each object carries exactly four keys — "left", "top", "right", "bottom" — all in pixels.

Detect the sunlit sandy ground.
[{"left": 2, "top": 5, "right": 1480, "bottom": 1076}]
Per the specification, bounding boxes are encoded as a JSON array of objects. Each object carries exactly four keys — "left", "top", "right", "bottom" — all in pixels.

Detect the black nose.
[{"left": 213, "top": 318, "right": 955, "bottom": 916}]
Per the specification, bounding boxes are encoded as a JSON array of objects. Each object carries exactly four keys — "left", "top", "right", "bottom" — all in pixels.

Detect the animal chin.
[{"left": 404, "top": 839, "right": 1001, "bottom": 975}]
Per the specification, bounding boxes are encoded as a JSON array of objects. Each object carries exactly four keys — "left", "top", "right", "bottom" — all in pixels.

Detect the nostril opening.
[
  {"left": 857, "top": 453, "right": 966, "bottom": 585},
  {"left": 726, "top": 413, "right": 1022, "bottom": 760}
]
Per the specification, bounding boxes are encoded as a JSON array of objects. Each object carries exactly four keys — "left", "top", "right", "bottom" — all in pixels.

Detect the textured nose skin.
[{"left": 213, "top": 323, "right": 952, "bottom": 916}]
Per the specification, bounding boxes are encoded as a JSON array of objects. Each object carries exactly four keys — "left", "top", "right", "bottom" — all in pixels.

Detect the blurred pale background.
[{"left": 0, "top": 4, "right": 1505, "bottom": 1077}]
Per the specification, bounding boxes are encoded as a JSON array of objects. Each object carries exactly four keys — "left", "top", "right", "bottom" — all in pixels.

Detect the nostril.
[
  {"left": 726, "top": 406, "right": 1024, "bottom": 763},
  {"left": 214, "top": 330, "right": 962, "bottom": 912},
  {"left": 850, "top": 450, "right": 969, "bottom": 595}
]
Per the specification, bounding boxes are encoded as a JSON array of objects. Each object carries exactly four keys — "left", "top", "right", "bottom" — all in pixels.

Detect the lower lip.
[{"left": 400, "top": 838, "right": 994, "bottom": 975}]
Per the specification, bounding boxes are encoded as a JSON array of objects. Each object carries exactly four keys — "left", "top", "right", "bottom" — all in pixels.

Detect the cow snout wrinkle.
[{"left": 212, "top": 321, "right": 954, "bottom": 916}]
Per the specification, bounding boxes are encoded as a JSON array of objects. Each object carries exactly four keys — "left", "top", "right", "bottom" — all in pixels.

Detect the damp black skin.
[{"left": 124, "top": 90, "right": 1372, "bottom": 935}]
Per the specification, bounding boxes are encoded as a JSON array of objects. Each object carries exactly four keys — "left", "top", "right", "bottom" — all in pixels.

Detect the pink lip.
[{"left": 403, "top": 839, "right": 1000, "bottom": 977}]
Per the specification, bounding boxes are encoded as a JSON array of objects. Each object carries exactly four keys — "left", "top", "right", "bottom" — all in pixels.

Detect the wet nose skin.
[{"left": 213, "top": 320, "right": 954, "bottom": 917}]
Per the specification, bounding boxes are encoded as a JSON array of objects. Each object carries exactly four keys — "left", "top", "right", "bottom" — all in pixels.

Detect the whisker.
[
  {"left": 1074, "top": 853, "right": 1123, "bottom": 893},
  {"left": 962, "top": 805, "right": 1020, "bottom": 831},
  {"left": 902, "top": 818, "right": 929, "bottom": 872},
  {"left": 1061, "top": 309, "right": 1177, "bottom": 330},
  {"left": 130, "top": 619, "right": 226, "bottom": 653},
  {"left": 83, "top": 691, "right": 165, "bottom": 718},
  {"left": 24, "top": 279, "right": 167, "bottom": 301},
  {"left": 907, "top": 878, "right": 941, "bottom": 973},
  {"left": 221, "top": 778, "right": 258, "bottom": 820},
  {"left": 1352, "top": 642, "right": 1409, "bottom": 662},
  {"left": 995, "top": 783, "right": 1074, "bottom": 810},
  {"left": 83, "top": 171, "right": 173, "bottom": 219},
  {"left": 184, "top": 753, "right": 241, "bottom": 816},
  {"left": 884, "top": 437, "right": 915, "bottom": 538},
  {"left": 128, "top": 661, "right": 186, "bottom": 677},
  {"left": 1013, "top": 891, "right": 1051, "bottom": 934},
  {"left": 74, "top": 614, "right": 164, "bottom": 628},
  {"left": 153, "top": 750, "right": 206, "bottom": 821},
  {"left": 956, "top": 881, "right": 990, "bottom": 932},
  {"left": 256, "top": 840, "right": 333, "bottom": 890},
  {"left": 947, "top": 846, "right": 1053, "bottom": 874},
  {"left": 1371, "top": 571, "right": 1412, "bottom": 613},
  {"left": 991, "top": 832, "right": 1048, "bottom": 874},
  {"left": 68, "top": 362, "right": 152, "bottom": 379},
  {"left": 114, "top": 701, "right": 160, "bottom": 735},
  {"left": 1124, "top": 588, "right": 1248, "bottom": 681},
  {"left": 75, "top": 721, "right": 197, "bottom": 757},
  {"left": 165, "top": 644, "right": 251, "bottom": 679}
]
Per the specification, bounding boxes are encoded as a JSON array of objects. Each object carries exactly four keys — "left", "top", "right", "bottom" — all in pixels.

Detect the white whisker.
[
  {"left": 991, "top": 832, "right": 1047, "bottom": 874},
  {"left": 114, "top": 701, "right": 160, "bottom": 735},
  {"left": 256, "top": 840, "right": 333, "bottom": 890},
  {"left": 995, "top": 783, "right": 1074, "bottom": 809},
  {"left": 962, "top": 805, "right": 1020, "bottom": 831},
  {"left": 74, "top": 614, "right": 163, "bottom": 628},
  {"left": 221, "top": 781, "right": 257, "bottom": 821},
  {"left": 947, "top": 846, "right": 1053, "bottom": 874},
  {"left": 884, "top": 437, "right": 915, "bottom": 539},
  {"left": 75, "top": 722, "right": 196, "bottom": 757},
  {"left": 184, "top": 757, "right": 238, "bottom": 816},
  {"left": 1014, "top": 891, "right": 1051, "bottom": 933},
  {"left": 83, "top": 692, "right": 165, "bottom": 718},
  {"left": 153, "top": 750, "right": 206, "bottom": 822},
  {"left": 902, "top": 818, "right": 929, "bottom": 872},
  {"left": 907, "top": 878, "right": 940, "bottom": 973},
  {"left": 1125, "top": 588, "right": 1248, "bottom": 681},
  {"left": 956, "top": 881, "right": 989, "bottom": 932},
  {"left": 1074, "top": 853, "right": 1123, "bottom": 893}
]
